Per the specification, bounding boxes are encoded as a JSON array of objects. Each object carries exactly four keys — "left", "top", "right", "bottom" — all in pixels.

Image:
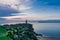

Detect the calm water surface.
[{"left": 32, "top": 23, "right": 60, "bottom": 38}]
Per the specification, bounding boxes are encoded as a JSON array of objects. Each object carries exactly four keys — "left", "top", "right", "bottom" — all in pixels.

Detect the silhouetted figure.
[{"left": 26, "top": 20, "right": 28, "bottom": 24}]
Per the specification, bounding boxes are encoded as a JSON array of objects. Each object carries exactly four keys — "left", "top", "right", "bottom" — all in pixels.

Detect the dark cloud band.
[{"left": 0, "top": 4, "right": 19, "bottom": 17}]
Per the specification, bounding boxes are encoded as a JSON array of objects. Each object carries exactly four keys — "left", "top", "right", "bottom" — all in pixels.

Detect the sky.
[{"left": 0, "top": 0, "right": 60, "bottom": 24}]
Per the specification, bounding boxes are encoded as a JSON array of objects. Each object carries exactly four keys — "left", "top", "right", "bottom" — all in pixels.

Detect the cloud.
[
  {"left": 0, "top": 0, "right": 33, "bottom": 17},
  {"left": 0, "top": 0, "right": 32, "bottom": 11},
  {"left": 0, "top": 0, "right": 35, "bottom": 24},
  {"left": 0, "top": 4, "right": 19, "bottom": 16}
]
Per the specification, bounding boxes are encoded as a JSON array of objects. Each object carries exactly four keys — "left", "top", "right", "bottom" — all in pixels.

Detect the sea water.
[{"left": 32, "top": 23, "right": 60, "bottom": 38}]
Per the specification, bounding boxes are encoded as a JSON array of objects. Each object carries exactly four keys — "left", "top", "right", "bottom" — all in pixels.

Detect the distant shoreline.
[
  {"left": 37, "top": 36, "right": 60, "bottom": 40},
  {"left": 37, "top": 34, "right": 60, "bottom": 40}
]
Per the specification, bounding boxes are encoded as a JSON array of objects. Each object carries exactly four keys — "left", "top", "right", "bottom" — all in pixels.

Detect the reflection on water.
[{"left": 32, "top": 23, "right": 60, "bottom": 38}]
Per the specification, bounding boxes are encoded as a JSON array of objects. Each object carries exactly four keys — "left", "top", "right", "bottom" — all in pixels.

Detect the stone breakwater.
[{"left": 1, "top": 23, "right": 38, "bottom": 40}]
